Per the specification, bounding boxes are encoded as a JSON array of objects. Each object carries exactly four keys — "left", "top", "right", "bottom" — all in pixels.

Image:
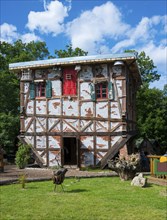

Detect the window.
[
  {"left": 29, "top": 81, "right": 52, "bottom": 99},
  {"left": 63, "top": 68, "right": 77, "bottom": 95},
  {"left": 66, "top": 74, "right": 72, "bottom": 80},
  {"left": 35, "top": 82, "right": 46, "bottom": 97},
  {"left": 21, "top": 69, "right": 32, "bottom": 81},
  {"left": 96, "top": 82, "right": 108, "bottom": 99}
]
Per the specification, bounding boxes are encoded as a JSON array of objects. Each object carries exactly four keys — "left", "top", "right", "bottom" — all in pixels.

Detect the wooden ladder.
[
  {"left": 100, "top": 135, "right": 133, "bottom": 169},
  {"left": 18, "top": 136, "right": 46, "bottom": 168}
]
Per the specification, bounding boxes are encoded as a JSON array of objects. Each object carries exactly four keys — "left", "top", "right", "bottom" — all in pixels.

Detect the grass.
[{"left": 0, "top": 177, "right": 166, "bottom": 220}]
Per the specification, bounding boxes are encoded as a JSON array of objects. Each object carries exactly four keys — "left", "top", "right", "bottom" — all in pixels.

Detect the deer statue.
[{"left": 52, "top": 168, "right": 68, "bottom": 192}]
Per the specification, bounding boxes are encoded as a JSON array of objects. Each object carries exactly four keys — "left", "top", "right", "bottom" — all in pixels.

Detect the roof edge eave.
[{"left": 9, "top": 53, "right": 137, "bottom": 71}]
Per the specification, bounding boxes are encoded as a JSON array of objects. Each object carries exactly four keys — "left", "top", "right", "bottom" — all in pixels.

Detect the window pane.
[
  {"left": 96, "top": 82, "right": 108, "bottom": 99},
  {"left": 35, "top": 83, "right": 45, "bottom": 97}
]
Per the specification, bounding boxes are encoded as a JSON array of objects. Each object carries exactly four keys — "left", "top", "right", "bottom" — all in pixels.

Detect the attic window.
[
  {"left": 66, "top": 74, "right": 72, "bottom": 80},
  {"left": 21, "top": 69, "right": 32, "bottom": 81}
]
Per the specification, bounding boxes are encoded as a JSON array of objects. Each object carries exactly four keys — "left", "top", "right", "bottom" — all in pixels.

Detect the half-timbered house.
[{"left": 9, "top": 53, "right": 141, "bottom": 168}]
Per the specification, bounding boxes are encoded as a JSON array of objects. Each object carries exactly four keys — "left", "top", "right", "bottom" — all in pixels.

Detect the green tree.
[
  {"left": 15, "top": 142, "right": 30, "bottom": 169},
  {"left": 125, "top": 49, "right": 166, "bottom": 153},
  {"left": 136, "top": 85, "right": 167, "bottom": 153},
  {"left": 54, "top": 44, "right": 88, "bottom": 58},
  {"left": 0, "top": 40, "right": 49, "bottom": 154},
  {"left": 125, "top": 50, "right": 160, "bottom": 84}
]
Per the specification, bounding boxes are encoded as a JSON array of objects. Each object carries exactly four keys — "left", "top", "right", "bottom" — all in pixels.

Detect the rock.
[{"left": 131, "top": 173, "right": 147, "bottom": 187}]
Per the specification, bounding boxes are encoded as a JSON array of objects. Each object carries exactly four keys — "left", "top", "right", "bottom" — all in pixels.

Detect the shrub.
[
  {"left": 15, "top": 143, "right": 30, "bottom": 169},
  {"left": 18, "top": 174, "right": 27, "bottom": 189}
]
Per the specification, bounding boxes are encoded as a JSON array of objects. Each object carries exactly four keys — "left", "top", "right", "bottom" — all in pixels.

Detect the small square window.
[
  {"left": 66, "top": 74, "right": 72, "bottom": 80},
  {"left": 96, "top": 82, "right": 108, "bottom": 99},
  {"left": 35, "top": 82, "right": 46, "bottom": 97}
]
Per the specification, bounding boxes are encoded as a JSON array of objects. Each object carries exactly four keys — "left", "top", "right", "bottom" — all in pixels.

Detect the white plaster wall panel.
[
  {"left": 110, "top": 102, "right": 121, "bottom": 119},
  {"left": 36, "top": 118, "right": 46, "bottom": 132},
  {"left": 116, "top": 80, "right": 122, "bottom": 97},
  {"left": 48, "top": 118, "right": 58, "bottom": 130},
  {"left": 52, "top": 80, "right": 62, "bottom": 96},
  {"left": 51, "top": 123, "right": 61, "bottom": 132},
  {"left": 96, "top": 136, "right": 109, "bottom": 150},
  {"left": 48, "top": 69, "right": 61, "bottom": 79},
  {"left": 80, "top": 136, "right": 94, "bottom": 150},
  {"left": 81, "top": 151, "right": 94, "bottom": 166},
  {"left": 48, "top": 118, "right": 60, "bottom": 132},
  {"left": 36, "top": 136, "right": 46, "bottom": 148},
  {"left": 80, "top": 102, "right": 94, "bottom": 117},
  {"left": 111, "top": 136, "right": 121, "bottom": 146},
  {"left": 119, "top": 98, "right": 123, "bottom": 107},
  {"left": 114, "top": 124, "right": 123, "bottom": 132},
  {"left": 38, "top": 118, "right": 46, "bottom": 129},
  {"left": 84, "top": 123, "right": 94, "bottom": 132},
  {"left": 96, "top": 121, "right": 108, "bottom": 132},
  {"left": 65, "top": 119, "right": 79, "bottom": 131},
  {"left": 63, "top": 100, "right": 78, "bottom": 116},
  {"left": 25, "top": 136, "right": 34, "bottom": 146},
  {"left": 48, "top": 99, "right": 61, "bottom": 115},
  {"left": 80, "top": 82, "right": 91, "bottom": 100},
  {"left": 24, "top": 83, "right": 29, "bottom": 93},
  {"left": 48, "top": 136, "right": 61, "bottom": 149},
  {"left": 96, "top": 102, "right": 108, "bottom": 118},
  {"left": 80, "top": 120, "right": 92, "bottom": 131},
  {"left": 96, "top": 151, "right": 107, "bottom": 165},
  {"left": 63, "top": 121, "right": 75, "bottom": 132},
  {"left": 24, "top": 94, "right": 27, "bottom": 106},
  {"left": 36, "top": 100, "right": 46, "bottom": 115},
  {"left": 25, "top": 117, "right": 32, "bottom": 130},
  {"left": 49, "top": 150, "right": 61, "bottom": 166},
  {"left": 94, "top": 64, "right": 108, "bottom": 78},
  {"left": 27, "top": 122, "right": 34, "bottom": 133},
  {"left": 111, "top": 122, "right": 119, "bottom": 130},
  {"left": 80, "top": 66, "right": 93, "bottom": 81},
  {"left": 26, "top": 100, "right": 34, "bottom": 114}
]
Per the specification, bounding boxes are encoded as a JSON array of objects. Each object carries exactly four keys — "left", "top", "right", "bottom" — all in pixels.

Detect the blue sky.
[{"left": 1, "top": 0, "right": 167, "bottom": 89}]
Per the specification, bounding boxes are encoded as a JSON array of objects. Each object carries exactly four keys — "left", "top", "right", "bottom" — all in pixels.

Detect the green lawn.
[{"left": 0, "top": 177, "right": 166, "bottom": 220}]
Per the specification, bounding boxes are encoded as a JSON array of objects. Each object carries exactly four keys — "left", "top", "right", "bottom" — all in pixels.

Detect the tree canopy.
[
  {"left": 125, "top": 50, "right": 160, "bottom": 84},
  {"left": 125, "top": 49, "right": 166, "bottom": 153},
  {"left": 54, "top": 44, "right": 88, "bottom": 58},
  {"left": 0, "top": 40, "right": 49, "bottom": 154},
  {"left": 136, "top": 85, "right": 167, "bottom": 152}
]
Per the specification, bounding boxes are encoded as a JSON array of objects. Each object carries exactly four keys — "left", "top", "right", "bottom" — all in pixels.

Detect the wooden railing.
[{"left": 147, "top": 155, "right": 167, "bottom": 178}]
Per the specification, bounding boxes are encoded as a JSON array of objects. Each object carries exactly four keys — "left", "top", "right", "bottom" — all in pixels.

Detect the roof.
[{"left": 9, "top": 52, "right": 138, "bottom": 70}]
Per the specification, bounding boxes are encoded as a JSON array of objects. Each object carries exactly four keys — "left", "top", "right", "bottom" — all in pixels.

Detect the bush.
[{"left": 15, "top": 143, "right": 30, "bottom": 169}]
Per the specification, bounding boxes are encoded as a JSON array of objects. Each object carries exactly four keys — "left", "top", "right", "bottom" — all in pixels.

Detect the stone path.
[{"left": 0, "top": 165, "right": 117, "bottom": 185}]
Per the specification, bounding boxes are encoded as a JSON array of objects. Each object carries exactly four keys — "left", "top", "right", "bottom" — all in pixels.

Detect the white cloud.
[
  {"left": 111, "top": 16, "right": 165, "bottom": 53},
  {"left": 66, "top": 1, "right": 130, "bottom": 53},
  {"left": 21, "top": 33, "right": 42, "bottom": 43},
  {"left": 138, "top": 41, "right": 167, "bottom": 83},
  {"left": 0, "top": 23, "right": 19, "bottom": 43},
  {"left": 0, "top": 23, "right": 42, "bottom": 44},
  {"left": 26, "top": 0, "right": 69, "bottom": 36}
]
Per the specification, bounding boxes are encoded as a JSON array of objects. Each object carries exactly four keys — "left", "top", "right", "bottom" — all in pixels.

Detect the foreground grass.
[{"left": 0, "top": 177, "right": 166, "bottom": 220}]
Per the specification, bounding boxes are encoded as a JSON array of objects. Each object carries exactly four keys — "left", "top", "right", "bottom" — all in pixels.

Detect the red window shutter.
[{"left": 63, "top": 68, "right": 77, "bottom": 95}]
